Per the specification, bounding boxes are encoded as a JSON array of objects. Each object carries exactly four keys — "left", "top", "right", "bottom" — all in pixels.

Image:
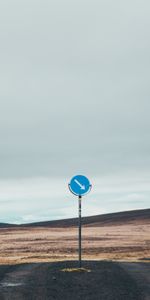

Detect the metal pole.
[{"left": 78, "top": 195, "right": 82, "bottom": 268}]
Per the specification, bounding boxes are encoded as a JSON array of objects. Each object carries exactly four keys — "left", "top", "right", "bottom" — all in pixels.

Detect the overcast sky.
[{"left": 0, "top": 0, "right": 150, "bottom": 223}]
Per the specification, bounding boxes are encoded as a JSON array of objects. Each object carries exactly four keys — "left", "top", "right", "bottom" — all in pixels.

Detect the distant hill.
[
  {"left": 0, "top": 208, "right": 149, "bottom": 228},
  {"left": 22, "top": 208, "right": 150, "bottom": 228},
  {"left": 0, "top": 223, "right": 17, "bottom": 228}
]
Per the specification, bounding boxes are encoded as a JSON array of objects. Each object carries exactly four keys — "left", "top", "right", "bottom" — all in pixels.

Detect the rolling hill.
[
  {"left": 21, "top": 208, "right": 150, "bottom": 227},
  {"left": 0, "top": 208, "right": 149, "bottom": 228}
]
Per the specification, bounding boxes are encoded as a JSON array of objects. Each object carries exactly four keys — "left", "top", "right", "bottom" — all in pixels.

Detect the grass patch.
[{"left": 61, "top": 267, "right": 91, "bottom": 273}]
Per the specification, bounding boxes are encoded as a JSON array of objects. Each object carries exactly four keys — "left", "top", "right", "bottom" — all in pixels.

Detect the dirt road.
[
  {"left": 0, "top": 261, "right": 149, "bottom": 300},
  {"left": 120, "top": 262, "right": 150, "bottom": 300}
]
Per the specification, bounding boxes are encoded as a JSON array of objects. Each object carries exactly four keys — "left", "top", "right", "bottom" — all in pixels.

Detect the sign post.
[
  {"left": 78, "top": 195, "right": 82, "bottom": 268},
  {"left": 68, "top": 175, "right": 92, "bottom": 268}
]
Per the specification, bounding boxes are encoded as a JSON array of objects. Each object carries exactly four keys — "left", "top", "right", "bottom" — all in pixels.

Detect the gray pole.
[{"left": 78, "top": 195, "right": 82, "bottom": 268}]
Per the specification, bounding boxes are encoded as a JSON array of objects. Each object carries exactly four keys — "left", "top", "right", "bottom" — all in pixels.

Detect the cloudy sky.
[{"left": 0, "top": 0, "right": 150, "bottom": 223}]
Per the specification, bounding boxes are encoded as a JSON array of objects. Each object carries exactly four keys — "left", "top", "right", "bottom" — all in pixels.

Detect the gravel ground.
[{"left": 0, "top": 261, "right": 146, "bottom": 300}]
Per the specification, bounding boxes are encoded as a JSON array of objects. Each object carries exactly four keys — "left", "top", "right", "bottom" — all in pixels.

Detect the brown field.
[{"left": 0, "top": 209, "right": 149, "bottom": 264}]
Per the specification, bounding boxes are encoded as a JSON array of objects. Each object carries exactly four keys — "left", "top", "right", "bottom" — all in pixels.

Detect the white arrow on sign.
[{"left": 74, "top": 179, "right": 86, "bottom": 190}]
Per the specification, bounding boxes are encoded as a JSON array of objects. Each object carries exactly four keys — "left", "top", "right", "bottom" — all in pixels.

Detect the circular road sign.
[{"left": 69, "top": 175, "right": 92, "bottom": 196}]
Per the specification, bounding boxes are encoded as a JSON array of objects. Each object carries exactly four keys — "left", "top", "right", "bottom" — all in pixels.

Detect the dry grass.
[{"left": 0, "top": 221, "right": 149, "bottom": 264}]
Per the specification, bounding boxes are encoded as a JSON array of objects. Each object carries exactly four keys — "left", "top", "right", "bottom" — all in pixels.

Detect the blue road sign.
[{"left": 69, "top": 175, "right": 92, "bottom": 196}]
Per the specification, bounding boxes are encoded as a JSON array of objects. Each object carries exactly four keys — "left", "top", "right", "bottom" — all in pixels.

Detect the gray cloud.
[{"left": 0, "top": 0, "right": 150, "bottom": 221}]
